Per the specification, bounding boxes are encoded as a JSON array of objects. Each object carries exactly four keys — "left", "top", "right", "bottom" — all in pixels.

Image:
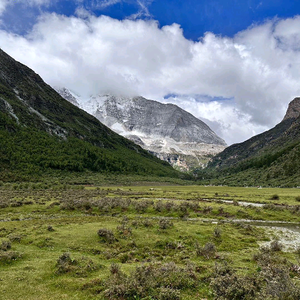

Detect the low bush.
[
  {"left": 133, "top": 200, "right": 150, "bottom": 213},
  {"left": 214, "top": 227, "right": 222, "bottom": 239},
  {"left": 0, "top": 240, "right": 11, "bottom": 251},
  {"left": 104, "top": 262, "right": 198, "bottom": 299},
  {"left": 203, "top": 206, "right": 213, "bottom": 214},
  {"left": 56, "top": 253, "right": 100, "bottom": 276},
  {"left": 0, "top": 251, "right": 22, "bottom": 263},
  {"left": 195, "top": 242, "right": 216, "bottom": 259},
  {"left": 210, "top": 262, "right": 263, "bottom": 300},
  {"left": 159, "top": 219, "right": 174, "bottom": 230},
  {"left": 270, "top": 194, "right": 279, "bottom": 200},
  {"left": 97, "top": 228, "right": 116, "bottom": 243}
]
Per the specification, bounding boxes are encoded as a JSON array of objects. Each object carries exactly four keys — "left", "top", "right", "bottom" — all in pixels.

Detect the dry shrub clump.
[
  {"left": 131, "top": 217, "right": 154, "bottom": 228},
  {"left": 211, "top": 247, "right": 300, "bottom": 300},
  {"left": 104, "top": 262, "right": 197, "bottom": 299},
  {"left": 133, "top": 200, "right": 152, "bottom": 213},
  {"left": 56, "top": 253, "right": 100, "bottom": 276},
  {"left": 0, "top": 240, "right": 11, "bottom": 251},
  {"left": 97, "top": 228, "right": 116, "bottom": 243},
  {"left": 195, "top": 242, "right": 216, "bottom": 259},
  {"left": 159, "top": 219, "right": 174, "bottom": 230},
  {"left": 96, "top": 197, "right": 131, "bottom": 211},
  {"left": 0, "top": 240, "right": 21, "bottom": 264}
]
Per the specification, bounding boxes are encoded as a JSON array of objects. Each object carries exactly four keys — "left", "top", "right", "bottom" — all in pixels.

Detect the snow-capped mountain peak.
[{"left": 56, "top": 89, "right": 226, "bottom": 170}]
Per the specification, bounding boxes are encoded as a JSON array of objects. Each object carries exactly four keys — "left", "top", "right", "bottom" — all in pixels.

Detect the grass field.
[{"left": 1, "top": 184, "right": 300, "bottom": 299}]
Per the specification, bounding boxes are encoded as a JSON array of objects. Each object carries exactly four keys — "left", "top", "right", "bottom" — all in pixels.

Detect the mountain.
[
  {"left": 0, "top": 49, "right": 181, "bottom": 181},
  {"left": 56, "top": 90, "right": 226, "bottom": 171},
  {"left": 205, "top": 97, "right": 300, "bottom": 187}
]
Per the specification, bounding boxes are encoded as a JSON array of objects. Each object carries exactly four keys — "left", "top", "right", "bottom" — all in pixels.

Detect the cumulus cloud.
[{"left": 1, "top": 12, "right": 300, "bottom": 144}]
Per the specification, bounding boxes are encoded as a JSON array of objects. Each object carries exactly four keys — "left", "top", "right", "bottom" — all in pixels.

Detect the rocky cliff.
[{"left": 283, "top": 97, "right": 300, "bottom": 121}]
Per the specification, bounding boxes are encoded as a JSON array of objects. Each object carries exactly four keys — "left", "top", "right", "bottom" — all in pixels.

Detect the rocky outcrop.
[{"left": 283, "top": 97, "right": 300, "bottom": 121}]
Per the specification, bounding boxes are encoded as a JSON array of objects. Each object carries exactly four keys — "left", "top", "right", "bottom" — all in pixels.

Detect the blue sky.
[
  {"left": 1, "top": 0, "right": 300, "bottom": 144},
  {"left": 2, "top": 0, "right": 300, "bottom": 39}
]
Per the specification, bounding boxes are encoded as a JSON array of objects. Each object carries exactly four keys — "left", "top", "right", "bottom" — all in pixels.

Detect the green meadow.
[{"left": 1, "top": 184, "right": 300, "bottom": 299}]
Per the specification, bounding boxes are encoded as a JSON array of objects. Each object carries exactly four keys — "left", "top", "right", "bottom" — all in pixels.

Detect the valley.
[{"left": 1, "top": 184, "right": 300, "bottom": 299}]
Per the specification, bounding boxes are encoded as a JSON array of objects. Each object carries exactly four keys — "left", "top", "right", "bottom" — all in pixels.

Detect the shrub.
[
  {"left": 210, "top": 262, "right": 263, "bottom": 300},
  {"left": 56, "top": 252, "right": 77, "bottom": 274},
  {"left": 296, "top": 196, "right": 300, "bottom": 202},
  {"left": 155, "top": 200, "right": 165, "bottom": 212},
  {"left": 110, "top": 263, "right": 121, "bottom": 275},
  {"left": 117, "top": 223, "right": 132, "bottom": 238},
  {"left": 195, "top": 242, "right": 216, "bottom": 259},
  {"left": 203, "top": 206, "right": 213, "bottom": 214},
  {"left": 0, "top": 240, "right": 11, "bottom": 251},
  {"left": 214, "top": 227, "right": 222, "bottom": 239},
  {"left": 0, "top": 251, "right": 21, "bottom": 263},
  {"left": 133, "top": 200, "right": 150, "bottom": 213},
  {"left": 104, "top": 262, "right": 198, "bottom": 299},
  {"left": 165, "top": 201, "right": 175, "bottom": 212},
  {"left": 47, "top": 225, "right": 54, "bottom": 232},
  {"left": 159, "top": 219, "right": 174, "bottom": 230},
  {"left": 97, "top": 228, "right": 116, "bottom": 243},
  {"left": 159, "top": 287, "right": 180, "bottom": 300},
  {"left": 56, "top": 253, "right": 100, "bottom": 276},
  {"left": 270, "top": 240, "right": 283, "bottom": 252},
  {"left": 270, "top": 194, "right": 279, "bottom": 200},
  {"left": 143, "top": 218, "right": 154, "bottom": 227}
]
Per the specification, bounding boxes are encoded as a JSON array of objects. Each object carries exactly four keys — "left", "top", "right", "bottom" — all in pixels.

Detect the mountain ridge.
[
  {"left": 56, "top": 89, "right": 226, "bottom": 171},
  {"left": 205, "top": 97, "right": 300, "bottom": 187}
]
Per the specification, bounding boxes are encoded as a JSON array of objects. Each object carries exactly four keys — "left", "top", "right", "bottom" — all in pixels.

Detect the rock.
[{"left": 283, "top": 97, "right": 300, "bottom": 120}]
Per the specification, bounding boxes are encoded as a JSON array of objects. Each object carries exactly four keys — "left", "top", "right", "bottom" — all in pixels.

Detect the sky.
[{"left": 1, "top": 0, "right": 300, "bottom": 145}]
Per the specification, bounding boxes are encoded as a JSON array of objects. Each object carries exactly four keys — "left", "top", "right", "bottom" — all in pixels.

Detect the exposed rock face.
[
  {"left": 56, "top": 91, "right": 226, "bottom": 171},
  {"left": 283, "top": 97, "right": 300, "bottom": 121},
  {"left": 54, "top": 87, "right": 80, "bottom": 107}
]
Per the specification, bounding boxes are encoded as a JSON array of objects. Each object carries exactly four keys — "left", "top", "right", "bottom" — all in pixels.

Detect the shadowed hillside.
[
  {"left": 203, "top": 98, "right": 300, "bottom": 187},
  {"left": 0, "top": 49, "right": 181, "bottom": 181}
]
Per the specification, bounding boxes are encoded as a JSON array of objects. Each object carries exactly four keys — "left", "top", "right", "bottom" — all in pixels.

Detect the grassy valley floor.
[{"left": 1, "top": 184, "right": 300, "bottom": 299}]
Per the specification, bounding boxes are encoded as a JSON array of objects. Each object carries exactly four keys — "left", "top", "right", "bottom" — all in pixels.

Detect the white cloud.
[
  {"left": 0, "top": 0, "right": 53, "bottom": 15},
  {"left": 90, "top": 0, "right": 122, "bottom": 9},
  {"left": 1, "top": 12, "right": 300, "bottom": 144},
  {"left": 83, "top": 0, "right": 153, "bottom": 19},
  {"left": 0, "top": 0, "right": 9, "bottom": 15}
]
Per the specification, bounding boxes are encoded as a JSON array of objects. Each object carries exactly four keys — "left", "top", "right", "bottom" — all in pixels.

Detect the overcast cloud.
[{"left": 1, "top": 11, "right": 300, "bottom": 144}]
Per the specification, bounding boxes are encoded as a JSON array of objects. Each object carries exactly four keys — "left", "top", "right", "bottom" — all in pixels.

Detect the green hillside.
[
  {"left": 202, "top": 102, "right": 300, "bottom": 187},
  {"left": 0, "top": 49, "right": 181, "bottom": 181}
]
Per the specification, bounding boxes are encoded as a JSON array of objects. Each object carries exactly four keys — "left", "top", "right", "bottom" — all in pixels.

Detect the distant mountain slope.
[
  {"left": 56, "top": 90, "right": 226, "bottom": 171},
  {"left": 0, "top": 49, "right": 180, "bottom": 181},
  {"left": 206, "top": 98, "right": 300, "bottom": 186}
]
